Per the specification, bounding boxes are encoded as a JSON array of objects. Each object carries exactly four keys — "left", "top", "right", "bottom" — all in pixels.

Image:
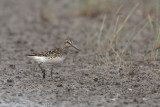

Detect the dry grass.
[
  {"left": 139, "top": 3, "right": 160, "bottom": 62},
  {"left": 81, "top": 1, "right": 160, "bottom": 70},
  {"left": 88, "top": 4, "right": 140, "bottom": 70}
]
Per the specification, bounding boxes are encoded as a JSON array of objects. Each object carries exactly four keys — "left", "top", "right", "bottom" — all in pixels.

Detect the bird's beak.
[{"left": 71, "top": 44, "right": 80, "bottom": 51}]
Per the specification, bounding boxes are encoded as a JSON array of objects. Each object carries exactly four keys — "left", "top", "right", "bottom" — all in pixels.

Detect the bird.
[{"left": 27, "top": 40, "right": 80, "bottom": 79}]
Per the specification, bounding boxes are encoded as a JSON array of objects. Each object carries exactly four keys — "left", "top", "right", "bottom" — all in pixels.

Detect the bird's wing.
[{"left": 27, "top": 48, "right": 63, "bottom": 57}]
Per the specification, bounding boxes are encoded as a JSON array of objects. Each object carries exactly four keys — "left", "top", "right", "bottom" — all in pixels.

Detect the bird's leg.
[
  {"left": 38, "top": 63, "right": 45, "bottom": 79},
  {"left": 50, "top": 65, "right": 54, "bottom": 79},
  {"left": 42, "top": 69, "right": 46, "bottom": 79}
]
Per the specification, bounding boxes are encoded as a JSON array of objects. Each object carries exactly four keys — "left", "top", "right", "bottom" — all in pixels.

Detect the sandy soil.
[{"left": 0, "top": 0, "right": 160, "bottom": 107}]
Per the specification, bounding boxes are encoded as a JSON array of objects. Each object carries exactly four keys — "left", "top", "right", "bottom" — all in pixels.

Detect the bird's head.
[{"left": 63, "top": 40, "right": 80, "bottom": 51}]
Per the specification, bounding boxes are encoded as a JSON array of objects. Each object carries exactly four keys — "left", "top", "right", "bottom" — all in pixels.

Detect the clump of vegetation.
[
  {"left": 82, "top": 1, "right": 160, "bottom": 71},
  {"left": 83, "top": 4, "right": 140, "bottom": 70},
  {"left": 40, "top": 0, "right": 56, "bottom": 23},
  {"left": 77, "top": 0, "right": 111, "bottom": 17}
]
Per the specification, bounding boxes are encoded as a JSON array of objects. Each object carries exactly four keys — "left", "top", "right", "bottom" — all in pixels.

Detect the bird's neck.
[{"left": 61, "top": 45, "right": 69, "bottom": 54}]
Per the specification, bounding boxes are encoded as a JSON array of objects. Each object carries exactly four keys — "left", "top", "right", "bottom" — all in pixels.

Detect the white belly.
[{"left": 28, "top": 56, "right": 66, "bottom": 64}]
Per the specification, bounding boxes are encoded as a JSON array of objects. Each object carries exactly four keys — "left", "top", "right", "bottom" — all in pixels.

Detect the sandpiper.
[{"left": 27, "top": 40, "right": 80, "bottom": 79}]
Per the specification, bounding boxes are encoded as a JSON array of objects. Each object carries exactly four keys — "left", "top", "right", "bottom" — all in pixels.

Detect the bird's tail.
[{"left": 26, "top": 53, "right": 37, "bottom": 57}]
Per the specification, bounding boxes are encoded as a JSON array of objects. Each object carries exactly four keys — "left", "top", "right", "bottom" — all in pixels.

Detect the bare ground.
[{"left": 0, "top": 0, "right": 160, "bottom": 107}]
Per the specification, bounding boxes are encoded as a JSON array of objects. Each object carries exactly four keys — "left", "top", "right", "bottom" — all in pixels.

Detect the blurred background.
[{"left": 1, "top": 0, "right": 160, "bottom": 55}]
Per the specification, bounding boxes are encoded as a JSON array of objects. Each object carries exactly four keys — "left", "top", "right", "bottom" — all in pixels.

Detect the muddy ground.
[{"left": 0, "top": 0, "right": 160, "bottom": 107}]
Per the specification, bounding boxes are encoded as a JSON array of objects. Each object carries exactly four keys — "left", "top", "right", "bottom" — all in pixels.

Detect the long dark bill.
[{"left": 72, "top": 44, "right": 80, "bottom": 51}]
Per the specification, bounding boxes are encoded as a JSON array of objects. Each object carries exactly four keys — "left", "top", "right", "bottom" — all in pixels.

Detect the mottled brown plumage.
[{"left": 28, "top": 48, "right": 66, "bottom": 57}]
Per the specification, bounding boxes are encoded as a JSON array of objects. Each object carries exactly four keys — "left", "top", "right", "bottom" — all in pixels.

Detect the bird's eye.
[{"left": 67, "top": 40, "right": 71, "bottom": 44}]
